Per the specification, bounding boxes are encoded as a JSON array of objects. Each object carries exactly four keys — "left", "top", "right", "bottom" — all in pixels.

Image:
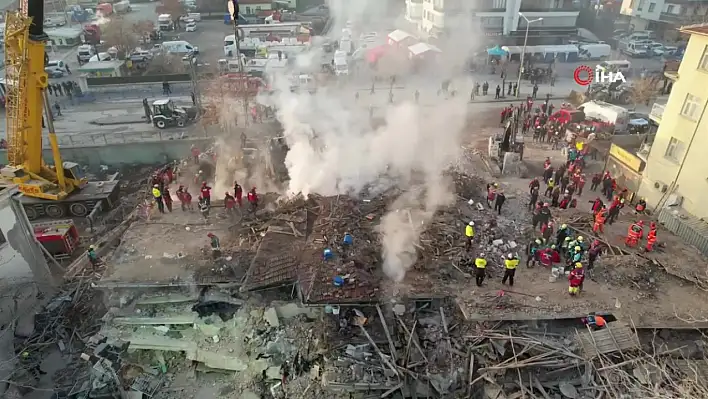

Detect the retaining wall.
[{"left": 0, "top": 137, "right": 214, "bottom": 168}]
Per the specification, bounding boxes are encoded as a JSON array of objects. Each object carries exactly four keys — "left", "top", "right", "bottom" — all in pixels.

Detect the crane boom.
[{"left": 2, "top": 0, "right": 84, "bottom": 200}]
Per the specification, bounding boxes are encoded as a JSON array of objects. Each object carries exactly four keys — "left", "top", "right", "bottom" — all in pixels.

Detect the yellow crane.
[{"left": 1, "top": 1, "right": 120, "bottom": 220}]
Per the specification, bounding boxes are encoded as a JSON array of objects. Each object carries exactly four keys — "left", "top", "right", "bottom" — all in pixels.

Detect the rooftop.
[
  {"left": 680, "top": 22, "right": 708, "bottom": 36},
  {"left": 96, "top": 208, "right": 248, "bottom": 288}
]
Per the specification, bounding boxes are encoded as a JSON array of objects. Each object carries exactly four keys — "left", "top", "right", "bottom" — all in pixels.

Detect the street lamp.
[{"left": 516, "top": 13, "right": 543, "bottom": 98}]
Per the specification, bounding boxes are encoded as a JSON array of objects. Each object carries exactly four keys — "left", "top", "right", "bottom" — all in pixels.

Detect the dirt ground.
[{"left": 461, "top": 135, "right": 708, "bottom": 327}]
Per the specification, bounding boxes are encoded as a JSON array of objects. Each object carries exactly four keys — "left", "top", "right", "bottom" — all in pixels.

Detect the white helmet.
[
  {"left": 468, "top": 221, "right": 474, "bottom": 226},
  {"left": 507, "top": 253, "right": 514, "bottom": 259},
  {"left": 479, "top": 252, "right": 485, "bottom": 258}
]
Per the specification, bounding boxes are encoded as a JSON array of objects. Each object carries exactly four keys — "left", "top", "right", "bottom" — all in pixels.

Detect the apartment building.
[
  {"left": 410, "top": 0, "right": 579, "bottom": 43},
  {"left": 637, "top": 23, "right": 708, "bottom": 221},
  {"left": 620, "top": 0, "right": 708, "bottom": 39}
]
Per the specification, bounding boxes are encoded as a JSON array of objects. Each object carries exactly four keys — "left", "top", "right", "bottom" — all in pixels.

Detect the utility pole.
[{"left": 227, "top": 0, "right": 250, "bottom": 127}]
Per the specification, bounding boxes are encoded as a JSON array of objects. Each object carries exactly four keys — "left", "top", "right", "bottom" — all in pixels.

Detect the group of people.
[{"left": 47, "top": 80, "right": 79, "bottom": 98}]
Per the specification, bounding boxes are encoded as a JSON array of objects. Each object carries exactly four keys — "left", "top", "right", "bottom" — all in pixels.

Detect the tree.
[
  {"left": 146, "top": 53, "right": 186, "bottom": 74},
  {"left": 629, "top": 77, "right": 660, "bottom": 107},
  {"left": 196, "top": 0, "right": 224, "bottom": 16},
  {"left": 156, "top": 0, "right": 185, "bottom": 17},
  {"left": 101, "top": 16, "right": 142, "bottom": 56}
]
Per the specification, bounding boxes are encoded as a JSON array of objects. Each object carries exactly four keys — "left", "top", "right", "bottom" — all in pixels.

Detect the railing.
[
  {"left": 657, "top": 208, "right": 708, "bottom": 257},
  {"left": 48, "top": 128, "right": 215, "bottom": 149},
  {"left": 650, "top": 103, "right": 665, "bottom": 121},
  {"left": 519, "top": 5, "right": 580, "bottom": 11},
  {"left": 660, "top": 12, "right": 684, "bottom": 23}
]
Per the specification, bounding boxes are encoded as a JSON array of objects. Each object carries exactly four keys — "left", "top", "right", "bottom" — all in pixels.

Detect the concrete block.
[
  {"left": 264, "top": 308, "right": 280, "bottom": 327},
  {"left": 265, "top": 366, "right": 281, "bottom": 380},
  {"left": 492, "top": 239, "right": 504, "bottom": 246}
]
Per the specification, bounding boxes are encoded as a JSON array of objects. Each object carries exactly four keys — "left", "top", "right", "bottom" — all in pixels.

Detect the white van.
[
  {"left": 77, "top": 44, "right": 96, "bottom": 62},
  {"left": 333, "top": 50, "right": 348, "bottom": 76},
  {"left": 598, "top": 60, "right": 632, "bottom": 74},
  {"left": 622, "top": 41, "right": 649, "bottom": 57},
  {"left": 161, "top": 40, "right": 198, "bottom": 55},
  {"left": 224, "top": 34, "right": 237, "bottom": 57},
  {"left": 578, "top": 43, "right": 611, "bottom": 60}
]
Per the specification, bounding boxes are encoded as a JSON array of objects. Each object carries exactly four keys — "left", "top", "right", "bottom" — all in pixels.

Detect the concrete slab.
[{"left": 112, "top": 315, "right": 197, "bottom": 325}]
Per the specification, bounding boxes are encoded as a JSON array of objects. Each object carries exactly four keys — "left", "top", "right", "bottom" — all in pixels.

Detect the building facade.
[
  {"left": 638, "top": 23, "right": 708, "bottom": 219},
  {"left": 410, "top": 0, "right": 579, "bottom": 43},
  {"left": 620, "top": 0, "right": 708, "bottom": 39}
]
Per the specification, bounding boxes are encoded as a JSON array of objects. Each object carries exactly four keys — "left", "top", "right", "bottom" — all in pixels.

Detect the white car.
[
  {"left": 45, "top": 60, "right": 65, "bottom": 77},
  {"left": 185, "top": 21, "right": 197, "bottom": 32},
  {"left": 180, "top": 12, "right": 201, "bottom": 22}
]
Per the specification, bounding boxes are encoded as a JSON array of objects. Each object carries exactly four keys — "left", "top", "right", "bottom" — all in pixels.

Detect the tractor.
[{"left": 151, "top": 99, "right": 194, "bottom": 129}]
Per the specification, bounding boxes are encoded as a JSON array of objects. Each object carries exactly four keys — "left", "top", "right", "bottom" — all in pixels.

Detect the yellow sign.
[{"left": 609, "top": 144, "right": 643, "bottom": 172}]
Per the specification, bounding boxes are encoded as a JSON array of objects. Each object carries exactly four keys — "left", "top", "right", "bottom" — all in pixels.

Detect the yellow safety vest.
[
  {"left": 152, "top": 188, "right": 161, "bottom": 198},
  {"left": 504, "top": 259, "right": 519, "bottom": 269},
  {"left": 465, "top": 225, "right": 475, "bottom": 238},
  {"left": 475, "top": 258, "right": 487, "bottom": 268}
]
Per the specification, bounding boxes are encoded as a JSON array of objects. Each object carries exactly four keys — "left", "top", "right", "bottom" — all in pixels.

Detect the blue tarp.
[{"left": 487, "top": 46, "right": 507, "bottom": 56}]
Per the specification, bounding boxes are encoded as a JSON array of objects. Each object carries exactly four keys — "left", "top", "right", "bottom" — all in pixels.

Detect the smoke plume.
[{"left": 264, "top": 0, "right": 481, "bottom": 281}]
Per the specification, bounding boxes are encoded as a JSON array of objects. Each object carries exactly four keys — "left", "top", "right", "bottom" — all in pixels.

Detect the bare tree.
[
  {"left": 156, "top": 0, "right": 185, "bottom": 27},
  {"left": 146, "top": 53, "right": 186, "bottom": 74},
  {"left": 102, "top": 17, "right": 156, "bottom": 56},
  {"left": 196, "top": 0, "right": 223, "bottom": 16},
  {"left": 629, "top": 77, "right": 660, "bottom": 107}
]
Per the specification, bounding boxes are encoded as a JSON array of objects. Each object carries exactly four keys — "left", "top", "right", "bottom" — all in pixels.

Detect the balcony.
[
  {"left": 650, "top": 103, "right": 665, "bottom": 123},
  {"left": 519, "top": 5, "right": 579, "bottom": 12},
  {"left": 471, "top": 0, "right": 507, "bottom": 11},
  {"left": 660, "top": 11, "right": 685, "bottom": 23}
]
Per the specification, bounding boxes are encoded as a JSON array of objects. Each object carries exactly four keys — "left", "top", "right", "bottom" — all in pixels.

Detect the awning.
[
  {"left": 486, "top": 45, "right": 507, "bottom": 56},
  {"left": 387, "top": 29, "right": 413, "bottom": 43},
  {"left": 408, "top": 42, "right": 441, "bottom": 57}
]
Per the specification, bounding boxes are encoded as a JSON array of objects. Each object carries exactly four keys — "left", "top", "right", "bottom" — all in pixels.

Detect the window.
[
  {"left": 681, "top": 94, "right": 702, "bottom": 120},
  {"left": 648, "top": 2, "right": 656, "bottom": 12},
  {"left": 665, "top": 137, "right": 684, "bottom": 162},
  {"left": 638, "top": 0, "right": 645, "bottom": 10},
  {"left": 700, "top": 45, "right": 708, "bottom": 71},
  {"left": 667, "top": 4, "right": 676, "bottom": 13}
]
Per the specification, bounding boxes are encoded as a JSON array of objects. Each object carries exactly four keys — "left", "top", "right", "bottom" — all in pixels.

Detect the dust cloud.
[{"left": 263, "top": 0, "right": 483, "bottom": 282}]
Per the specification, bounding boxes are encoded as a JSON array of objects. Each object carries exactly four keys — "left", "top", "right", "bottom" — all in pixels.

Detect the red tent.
[{"left": 366, "top": 44, "right": 389, "bottom": 64}]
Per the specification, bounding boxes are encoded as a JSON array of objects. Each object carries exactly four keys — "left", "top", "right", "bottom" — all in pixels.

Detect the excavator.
[{"left": 0, "top": 0, "right": 120, "bottom": 220}]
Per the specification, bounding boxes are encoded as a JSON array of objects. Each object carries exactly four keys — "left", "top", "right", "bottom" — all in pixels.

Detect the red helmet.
[
  {"left": 637, "top": 220, "right": 644, "bottom": 226},
  {"left": 202, "top": 181, "right": 207, "bottom": 186},
  {"left": 650, "top": 222, "right": 656, "bottom": 229}
]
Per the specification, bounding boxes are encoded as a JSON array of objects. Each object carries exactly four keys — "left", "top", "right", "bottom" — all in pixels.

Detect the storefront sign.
[{"left": 609, "top": 144, "right": 643, "bottom": 172}]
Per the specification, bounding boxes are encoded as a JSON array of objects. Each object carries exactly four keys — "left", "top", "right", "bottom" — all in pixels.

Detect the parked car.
[
  {"left": 185, "top": 21, "right": 197, "bottom": 32},
  {"left": 129, "top": 49, "right": 153, "bottom": 62},
  {"left": 45, "top": 60, "right": 65, "bottom": 77},
  {"left": 180, "top": 12, "right": 201, "bottom": 22}
]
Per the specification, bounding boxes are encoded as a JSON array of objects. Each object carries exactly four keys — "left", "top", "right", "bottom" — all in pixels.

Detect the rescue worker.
[
  {"left": 207, "top": 232, "right": 221, "bottom": 258},
  {"left": 566, "top": 236, "right": 578, "bottom": 258},
  {"left": 645, "top": 224, "right": 657, "bottom": 252},
  {"left": 541, "top": 220, "right": 554, "bottom": 242},
  {"left": 607, "top": 201, "right": 621, "bottom": 225},
  {"left": 163, "top": 186, "right": 173, "bottom": 212},
  {"left": 234, "top": 181, "right": 243, "bottom": 207},
  {"left": 191, "top": 144, "right": 200, "bottom": 163},
  {"left": 538, "top": 244, "right": 561, "bottom": 268},
  {"left": 588, "top": 241, "right": 603, "bottom": 271},
  {"left": 247, "top": 187, "right": 259, "bottom": 212},
  {"left": 529, "top": 177, "right": 540, "bottom": 194},
  {"left": 593, "top": 207, "right": 607, "bottom": 234},
  {"left": 556, "top": 224, "right": 571, "bottom": 247},
  {"left": 179, "top": 186, "right": 193, "bottom": 211},
  {"left": 198, "top": 196, "right": 210, "bottom": 220},
  {"left": 583, "top": 312, "right": 607, "bottom": 330},
  {"left": 474, "top": 253, "right": 487, "bottom": 286},
  {"left": 625, "top": 220, "right": 644, "bottom": 247},
  {"left": 635, "top": 198, "right": 647, "bottom": 214},
  {"left": 224, "top": 192, "right": 237, "bottom": 217},
  {"left": 465, "top": 221, "right": 475, "bottom": 251},
  {"left": 544, "top": 178, "right": 555, "bottom": 197},
  {"left": 200, "top": 182, "right": 212, "bottom": 206},
  {"left": 568, "top": 262, "right": 585, "bottom": 296},
  {"left": 494, "top": 190, "right": 506, "bottom": 215},
  {"left": 152, "top": 184, "right": 165, "bottom": 213},
  {"left": 529, "top": 186, "right": 539, "bottom": 212},
  {"left": 87, "top": 245, "right": 100, "bottom": 270},
  {"left": 561, "top": 236, "right": 572, "bottom": 258},
  {"left": 20, "top": 351, "right": 46, "bottom": 379},
  {"left": 526, "top": 239, "right": 541, "bottom": 267},
  {"left": 589, "top": 197, "right": 603, "bottom": 214},
  {"left": 550, "top": 186, "right": 561, "bottom": 207},
  {"left": 502, "top": 253, "right": 519, "bottom": 286},
  {"left": 486, "top": 184, "right": 497, "bottom": 208}
]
